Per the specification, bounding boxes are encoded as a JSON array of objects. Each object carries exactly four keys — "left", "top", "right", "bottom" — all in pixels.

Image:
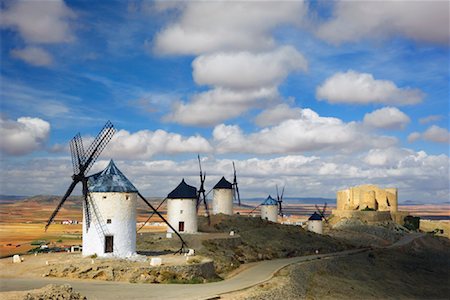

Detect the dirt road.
[{"left": 0, "top": 249, "right": 365, "bottom": 300}]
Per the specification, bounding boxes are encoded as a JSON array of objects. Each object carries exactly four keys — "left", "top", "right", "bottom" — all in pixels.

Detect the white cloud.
[
  {"left": 2, "top": 151, "right": 449, "bottom": 203},
  {"left": 316, "top": 1, "right": 449, "bottom": 45},
  {"left": 10, "top": 47, "right": 53, "bottom": 66},
  {"left": 254, "top": 104, "right": 302, "bottom": 127},
  {"left": 422, "top": 126, "right": 450, "bottom": 143},
  {"left": 153, "top": 1, "right": 306, "bottom": 55},
  {"left": 408, "top": 132, "right": 421, "bottom": 143},
  {"left": 316, "top": 70, "right": 424, "bottom": 105},
  {"left": 419, "top": 115, "right": 442, "bottom": 124},
  {"left": 103, "top": 129, "right": 213, "bottom": 159},
  {"left": 192, "top": 46, "right": 307, "bottom": 90},
  {"left": 164, "top": 87, "right": 279, "bottom": 126},
  {"left": 363, "top": 107, "right": 410, "bottom": 130},
  {"left": 0, "top": 0, "right": 76, "bottom": 44},
  {"left": 364, "top": 147, "right": 413, "bottom": 167},
  {"left": 213, "top": 108, "right": 396, "bottom": 154},
  {"left": 408, "top": 126, "right": 450, "bottom": 144},
  {"left": 0, "top": 116, "right": 50, "bottom": 155}
]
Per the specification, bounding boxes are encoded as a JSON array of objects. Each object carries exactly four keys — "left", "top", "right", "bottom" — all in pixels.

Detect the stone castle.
[
  {"left": 333, "top": 185, "right": 408, "bottom": 224},
  {"left": 336, "top": 184, "right": 398, "bottom": 212}
]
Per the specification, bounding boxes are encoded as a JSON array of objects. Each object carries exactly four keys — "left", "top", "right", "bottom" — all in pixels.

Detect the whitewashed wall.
[
  {"left": 261, "top": 205, "right": 278, "bottom": 222},
  {"left": 167, "top": 198, "right": 198, "bottom": 234},
  {"left": 82, "top": 192, "right": 137, "bottom": 258},
  {"left": 212, "top": 188, "right": 233, "bottom": 215}
]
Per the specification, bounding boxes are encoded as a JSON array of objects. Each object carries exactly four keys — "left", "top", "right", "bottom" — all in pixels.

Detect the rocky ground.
[
  {"left": 0, "top": 284, "right": 86, "bottom": 300},
  {"left": 138, "top": 214, "right": 352, "bottom": 276},
  {"left": 224, "top": 232, "right": 450, "bottom": 299}
]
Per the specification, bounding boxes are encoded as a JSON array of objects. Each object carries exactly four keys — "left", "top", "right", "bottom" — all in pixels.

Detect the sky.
[{"left": 0, "top": 0, "right": 449, "bottom": 204}]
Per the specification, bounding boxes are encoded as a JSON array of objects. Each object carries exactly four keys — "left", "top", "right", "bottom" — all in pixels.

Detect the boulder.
[
  {"left": 12, "top": 255, "right": 21, "bottom": 263},
  {"left": 150, "top": 257, "right": 162, "bottom": 267}
]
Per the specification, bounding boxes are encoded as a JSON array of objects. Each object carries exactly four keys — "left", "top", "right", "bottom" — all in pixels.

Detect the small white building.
[
  {"left": 307, "top": 212, "right": 323, "bottom": 234},
  {"left": 167, "top": 179, "right": 198, "bottom": 234},
  {"left": 83, "top": 160, "right": 137, "bottom": 258},
  {"left": 212, "top": 177, "right": 233, "bottom": 215},
  {"left": 260, "top": 195, "right": 278, "bottom": 223}
]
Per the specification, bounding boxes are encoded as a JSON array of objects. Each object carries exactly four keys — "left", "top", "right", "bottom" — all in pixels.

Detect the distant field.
[{"left": 0, "top": 197, "right": 448, "bottom": 257}]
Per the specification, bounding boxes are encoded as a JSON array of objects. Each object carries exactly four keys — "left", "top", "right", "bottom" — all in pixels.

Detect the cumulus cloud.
[
  {"left": 10, "top": 47, "right": 53, "bottom": 66},
  {"left": 192, "top": 46, "right": 307, "bottom": 90},
  {"left": 422, "top": 126, "right": 450, "bottom": 143},
  {"left": 153, "top": 1, "right": 306, "bottom": 55},
  {"left": 363, "top": 107, "right": 410, "bottom": 130},
  {"left": 419, "top": 115, "right": 442, "bottom": 124},
  {"left": 103, "top": 129, "right": 213, "bottom": 159},
  {"left": 213, "top": 108, "right": 396, "bottom": 154},
  {"left": 2, "top": 150, "right": 449, "bottom": 203},
  {"left": 316, "top": 70, "right": 424, "bottom": 105},
  {"left": 316, "top": 1, "right": 449, "bottom": 45},
  {"left": 254, "top": 104, "right": 302, "bottom": 127},
  {"left": 0, "top": 116, "right": 50, "bottom": 155},
  {"left": 164, "top": 87, "right": 279, "bottom": 126},
  {"left": 0, "top": 0, "right": 76, "bottom": 44},
  {"left": 408, "top": 126, "right": 450, "bottom": 144}
]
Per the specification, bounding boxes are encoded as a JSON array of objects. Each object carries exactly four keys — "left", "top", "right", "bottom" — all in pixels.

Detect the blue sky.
[{"left": 1, "top": 0, "right": 449, "bottom": 203}]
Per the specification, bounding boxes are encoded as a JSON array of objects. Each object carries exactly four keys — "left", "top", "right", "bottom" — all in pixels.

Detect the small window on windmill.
[
  {"left": 107, "top": 219, "right": 112, "bottom": 224},
  {"left": 180, "top": 210, "right": 183, "bottom": 214},
  {"left": 103, "top": 196, "right": 107, "bottom": 199},
  {"left": 126, "top": 195, "right": 130, "bottom": 200}
]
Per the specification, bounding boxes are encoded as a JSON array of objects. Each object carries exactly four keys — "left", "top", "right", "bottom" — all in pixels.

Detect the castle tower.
[
  {"left": 83, "top": 160, "right": 137, "bottom": 258},
  {"left": 260, "top": 195, "right": 278, "bottom": 222},
  {"left": 385, "top": 188, "right": 398, "bottom": 212},
  {"left": 166, "top": 179, "right": 198, "bottom": 234},
  {"left": 307, "top": 212, "right": 323, "bottom": 234},
  {"left": 212, "top": 176, "right": 233, "bottom": 215}
]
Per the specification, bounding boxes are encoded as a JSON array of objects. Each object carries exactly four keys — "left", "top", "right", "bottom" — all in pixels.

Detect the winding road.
[{"left": 0, "top": 234, "right": 424, "bottom": 300}]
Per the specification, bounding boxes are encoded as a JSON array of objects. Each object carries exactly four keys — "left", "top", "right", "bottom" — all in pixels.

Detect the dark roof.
[
  {"left": 308, "top": 212, "right": 323, "bottom": 221},
  {"left": 88, "top": 160, "right": 138, "bottom": 193},
  {"left": 167, "top": 179, "right": 197, "bottom": 199},
  {"left": 213, "top": 176, "right": 232, "bottom": 189},
  {"left": 261, "top": 195, "right": 278, "bottom": 206}
]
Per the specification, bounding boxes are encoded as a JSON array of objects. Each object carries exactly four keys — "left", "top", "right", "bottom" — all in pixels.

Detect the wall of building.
[
  {"left": 82, "top": 192, "right": 137, "bottom": 258},
  {"left": 307, "top": 220, "right": 323, "bottom": 234},
  {"left": 336, "top": 185, "right": 398, "bottom": 213},
  {"left": 261, "top": 205, "right": 278, "bottom": 222},
  {"left": 167, "top": 198, "right": 198, "bottom": 234},
  {"left": 212, "top": 188, "right": 233, "bottom": 215},
  {"left": 331, "top": 210, "right": 392, "bottom": 223}
]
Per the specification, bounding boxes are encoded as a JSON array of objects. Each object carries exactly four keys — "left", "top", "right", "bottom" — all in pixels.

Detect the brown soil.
[{"left": 225, "top": 234, "right": 450, "bottom": 299}]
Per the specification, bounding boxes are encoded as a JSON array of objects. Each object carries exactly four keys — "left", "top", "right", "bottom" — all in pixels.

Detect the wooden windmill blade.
[
  {"left": 232, "top": 161, "right": 241, "bottom": 206},
  {"left": 137, "top": 198, "right": 167, "bottom": 233},
  {"left": 137, "top": 192, "right": 188, "bottom": 254},
  {"left": 197, "top": 155, "right": 210, "bottom": 224},
  {"left": 45, "top": 121, "right": 115, "bottom": 231}
]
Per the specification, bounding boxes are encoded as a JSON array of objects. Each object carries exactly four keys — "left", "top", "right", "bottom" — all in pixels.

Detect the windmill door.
[
  {"left": 178, "top": 221, "right": 185, "bottom": 232},
  {"left": 105, "top": 235, "right": 113, "bottom": 253}
]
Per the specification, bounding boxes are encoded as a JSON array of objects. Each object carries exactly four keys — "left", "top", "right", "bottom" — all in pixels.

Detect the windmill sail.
[{"left": 232, "top": 161, "right": 241, "bottom": 206}]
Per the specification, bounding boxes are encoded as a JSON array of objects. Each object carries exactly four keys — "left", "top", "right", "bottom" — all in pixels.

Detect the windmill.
[
  {"left": 45, "top": 121, "right": 115, "bottom": 232},
  {"left": 232, "top": 161, "right": 241, "bottom": 206},
  {"left": 276, "top": 185, "right": 285, "bottom": 216},
  {"left": 197, "top": 155, "right": 210, "bottom": 224},
  {"left": 315, "top": 202, "right": 329, "bottom": 223},
  {"left": 45, "top": 121, "right": 187, "bottom": 253}
]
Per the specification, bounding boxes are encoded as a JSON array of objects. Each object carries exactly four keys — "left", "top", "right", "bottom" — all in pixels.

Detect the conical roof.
[
  {"left": 213, "top": 176, "right": 232, "bottom": 189},
  {"left": 261, "top": 195, "right": 278, "bottom": 206},
  {"left": 308, "top": 212, "right": 323, "bottom": 221},
  {"left": 88, "top": 160, "right": 138, "bottom": 193},
  {"left": 167, "top": 179, "right": 197, "bottom": 199}
]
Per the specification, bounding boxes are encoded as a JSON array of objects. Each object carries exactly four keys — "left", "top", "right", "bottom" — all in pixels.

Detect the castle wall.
[
  {"left": 167, "top": 198, "right": 198, "bottom": 234},
  {"left": 212, "top": 188, "right": 233, "bottom": 215},
  {"left": 332, "top": 210, "right": 392, "bottom": 223},
  {"left": 83, "top": 192, "right": 137, "bottom": 258},
  {"left": 261, "top": 205, "right": 278, "bottom": 222},
  {"left": 336, "top": 185, "right": 398, "bottom": 213}
]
